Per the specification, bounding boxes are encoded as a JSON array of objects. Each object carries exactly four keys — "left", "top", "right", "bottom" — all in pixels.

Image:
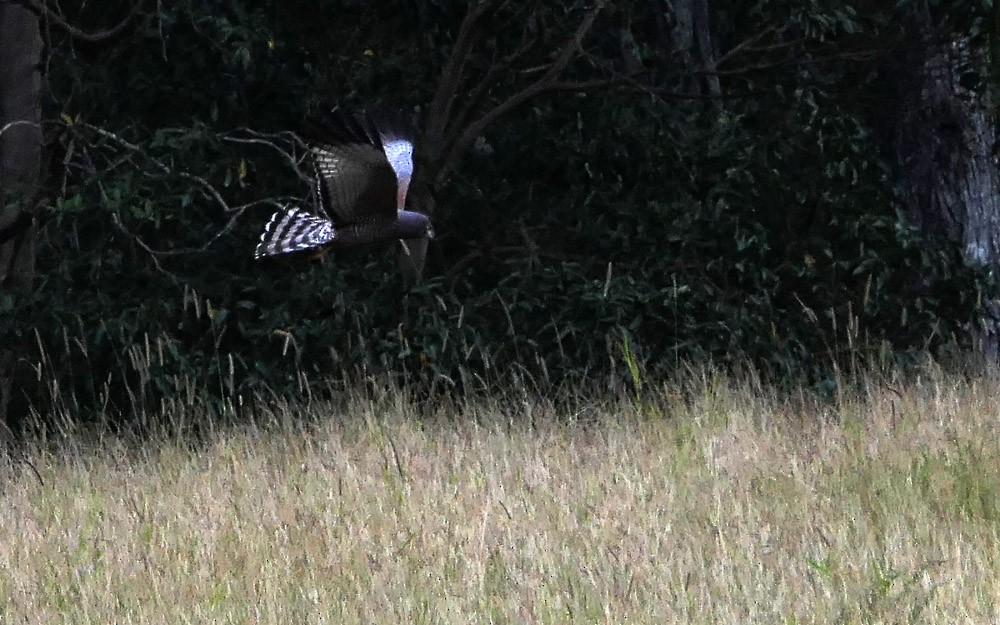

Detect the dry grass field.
[{"left": 2, "top": 366, "right": 1000, "bottom": 624}]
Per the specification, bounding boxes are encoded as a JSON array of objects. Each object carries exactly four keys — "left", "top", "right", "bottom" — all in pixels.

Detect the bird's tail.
[{"left": 255, "top": 207, "right": 335, "bottom": 258}]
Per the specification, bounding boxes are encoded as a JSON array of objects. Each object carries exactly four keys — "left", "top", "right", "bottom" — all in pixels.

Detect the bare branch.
[
  {"left": 540, "top": 0, "right": 605, "bottom": 83},
  {"left": 434, "top": 2, "right": 607, "bottom": 186},
  {"left": 714, "top": 25, "right": 781, "bottom": 67},
  {"left": 56, "top": 122, "right": 300, "bottom": 273},
  {"left": 78, "top": 122, "right": 252, "bottom": 215},
  {"left": 0, "top": 119, "right": 40, "bottom": 139},
  {"left": 111, "top": 211, "right": 181, "bottom": 283},
  {"left": 425, "top": 1, "right": 500, "bottom": 146},
  {"left": 222, "top": 129, "right": 314, "bottom": 187},
  {"left": 450, "top": 29, "right": 542, "bottom": 134},
  {"left": 69, "top": 143, "right": 182, "bottom": 282},
  {"left": 2, "top": 0, "right": 145, "bottom": 43},
  {"left": 696, "top": 48, "right": 886, "bottom": 77}
]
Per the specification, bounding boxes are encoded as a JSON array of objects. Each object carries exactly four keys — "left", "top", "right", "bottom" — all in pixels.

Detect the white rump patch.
[{"left": 380, "top": 136, "right": 413, "bottom": 208}]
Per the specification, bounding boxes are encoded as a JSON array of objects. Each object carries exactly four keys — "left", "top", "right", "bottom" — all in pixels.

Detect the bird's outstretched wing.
[{"left": 304, "top": 108, "right": 403, "bottom": 225}]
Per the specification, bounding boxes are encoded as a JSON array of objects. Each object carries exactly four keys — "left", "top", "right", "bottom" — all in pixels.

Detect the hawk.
[{"left": 255, "top": 107, "right": 433, "bottom": 280}]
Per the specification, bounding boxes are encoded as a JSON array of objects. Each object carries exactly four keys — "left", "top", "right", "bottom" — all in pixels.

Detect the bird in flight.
[{"left": 255, "top": 107, "right": 433, "bottom": 280}]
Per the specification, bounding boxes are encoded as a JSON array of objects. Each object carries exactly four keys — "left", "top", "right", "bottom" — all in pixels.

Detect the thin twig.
[
  {"left": 79, "top": 122, "right": 254, "bottom": 215},
  {"left": 426, "top": 0, "right": 500, "bottom": 144},
  {"left": 110, "top": 211, "right": 182, "bottom": 284},
  {"left": 59, "top": 122, "right": 299, "bottom": 273},
  {"left": 435, "top": 1, "right": 607, "bottom": 186},
  {"left": 0, "top": 119, "right": 40, "bottom": 139},
  {"left": 4, "top": 0, "right": 146, "bottom": 43},
  {"left": 714, "top": 24, "right": 782, "bottom": 67},
  {"left": 221, "top": 129, "right": 314, "bottom": 186}
]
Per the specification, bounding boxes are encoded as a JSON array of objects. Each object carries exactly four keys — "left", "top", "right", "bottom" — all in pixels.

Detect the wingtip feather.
[{"left": 254, "top": 207, "right": 334, "bottom": 258}]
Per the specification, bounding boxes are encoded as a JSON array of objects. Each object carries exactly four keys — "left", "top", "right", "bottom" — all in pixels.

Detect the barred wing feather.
[{"left": 255, "top": 207, "right": 335, "bottom": 258}]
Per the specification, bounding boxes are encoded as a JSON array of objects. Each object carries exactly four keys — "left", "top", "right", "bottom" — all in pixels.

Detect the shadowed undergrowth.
[{"left": 2, "top": 364, "right": 999, "bottom": 623}]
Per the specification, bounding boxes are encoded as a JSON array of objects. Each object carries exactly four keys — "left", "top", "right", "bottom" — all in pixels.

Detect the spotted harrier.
[{"left": 255, "top": 107, "right": 433, "bottom": 280}]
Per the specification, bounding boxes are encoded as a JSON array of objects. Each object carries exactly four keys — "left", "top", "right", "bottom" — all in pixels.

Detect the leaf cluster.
[{"left": 2, "top": 0, "right": 989, "bottom": 421}]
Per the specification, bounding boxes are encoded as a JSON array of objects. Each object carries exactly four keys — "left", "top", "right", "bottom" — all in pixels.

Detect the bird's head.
[
  {"left": 396, "top": 205, "right": 432, "bottom": 285},
  {"left": 396, "top": 209, "right": 433, "bottom": 240}
]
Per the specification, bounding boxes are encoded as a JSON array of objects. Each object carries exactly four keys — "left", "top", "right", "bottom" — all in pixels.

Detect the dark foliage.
[{"left": 1, "top": 0, "right": 991, "bottom": 421}]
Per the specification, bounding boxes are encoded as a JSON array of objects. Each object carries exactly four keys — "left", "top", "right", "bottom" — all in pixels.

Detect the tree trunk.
[
  {"left": 0, "top": 4, "right": 42, "bottom": 431},
  {"left": 880, "top": 8, "right": 1000, "bottom": 358},
  {"left": 660, "top": 0, "right": 721, "bottom": 98}
]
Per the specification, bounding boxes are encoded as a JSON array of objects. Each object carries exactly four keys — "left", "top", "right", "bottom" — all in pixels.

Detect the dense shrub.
[{"left": 1, "top": 1, "right": 989, "bottom": 422}]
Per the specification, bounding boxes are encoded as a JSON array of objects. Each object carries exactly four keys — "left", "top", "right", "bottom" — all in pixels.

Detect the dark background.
[{"left": 0, "top": 0, "right": 994, "bottom": 423}]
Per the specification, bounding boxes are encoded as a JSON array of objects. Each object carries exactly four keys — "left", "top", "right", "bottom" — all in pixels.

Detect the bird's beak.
[{"left": 399, "top": 238, "right": 428, "bottom": 285}]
